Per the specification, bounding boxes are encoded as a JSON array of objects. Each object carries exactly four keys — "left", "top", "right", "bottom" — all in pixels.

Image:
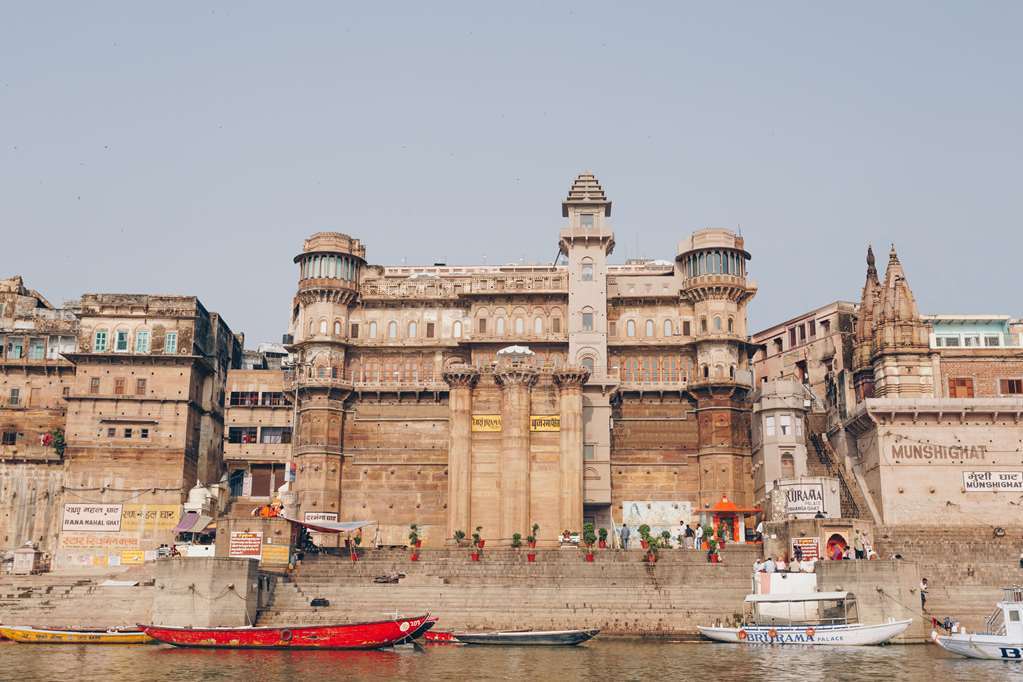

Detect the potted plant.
[
  {"left": 454, "top": 529, "right": 467, "bottom": 546},
  {"left": 598, "top": 527, "right": 608, "bottom": 549},
  {"left": 527, "top": 523, "right": 539, "bottom": 549},
  {"left": 472, "top": 526, "right": 484, "bottom": 549},
  {"left": 562, "top": 529, "right": 572, "bottom": 543},
  {"left": 582, "top": 523, "right": 597, "bottom": 562},
  {"left": 408, "top": 524, "right": 421, "bottom": 548},
  {"left": 638, "top": 524, "right": 651, "bottom": 550},
  {"left": 702, "top": 525, "right": 714, "bottom": 550},
  {"left": 659, "top": 530, "right": 672, "bottom": 549},
  {"left": 511, "top": 532, "right": 522, "bottom": 549},
  {"left": 645, "top": 539, "right": 659, "bottom": 563},
  {"left": 350, "top": 531, "right": 362, "bottom": 562},
  {"left": 707, "top": 537, "right": 720, "bottom": 563}
]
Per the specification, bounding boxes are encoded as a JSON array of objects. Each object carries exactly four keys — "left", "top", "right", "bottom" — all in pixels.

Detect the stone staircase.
[
  {"left": 258, "top": 546, "right": 762, "bottom": 637},
  {"left": 807, "top": 425, "right": 868, "bottom": 519},
  {"left": 0, "top": 573, "right": 155, "bottom": 629}
]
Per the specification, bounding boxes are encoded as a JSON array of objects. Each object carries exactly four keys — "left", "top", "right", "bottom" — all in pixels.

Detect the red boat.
[
  {"left": 424, "top": 629, "right": 460, "bottom": 644},
  {"left": 141, "top": 614, "right": 430, "bottom": 650}
]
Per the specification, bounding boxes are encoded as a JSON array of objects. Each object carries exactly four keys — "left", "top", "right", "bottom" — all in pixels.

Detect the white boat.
[
  {"left": 932, "top": 587, "right": 1023, "bottom": 660},
  {"left": 698, "top": 591, "right": 912, "bottom": 646}
]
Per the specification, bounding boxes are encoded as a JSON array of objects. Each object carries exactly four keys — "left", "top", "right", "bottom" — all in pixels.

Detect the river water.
[{"left": 4, "top": 639, "right": 1020, "bottom": 682}]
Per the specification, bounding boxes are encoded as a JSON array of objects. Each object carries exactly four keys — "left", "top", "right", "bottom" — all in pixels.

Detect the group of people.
[
  {"left": 618, "top": 522, "right": 708, "bottom": 550},
  {"left": 831, "top": 529, "right": 878, "bottom": 561},
  {"left": 755, "top": 552, "right": 816, "bottom": 574}
]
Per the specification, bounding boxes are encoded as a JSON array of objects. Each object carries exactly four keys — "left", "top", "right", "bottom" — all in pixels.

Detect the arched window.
[
  {"left": 626, "top": 320, "right": 636, "bottom": 337},
  {"left": 334, "top": 320, "right": 342, "bottom": 336},
  {"left": 115, "top": 329, "right": 130, "bottom": 352},
  {"left": 728, "top": 317, "right": 734, "bottom": 333},
  {"left": 781, "top": 453, "right": 795, "bottom": 479},
  {"left": 645, "top": 320, "right": 654, "bottom": 337},
  {"left": 700, "top": 317, "right": 707, "bottom": 333},
  {"left": 729, "top": 365, "right": 736, "bottom": 379},
  {"left": 408, "top": 321, "right": 417, "bottom": 338},
  {"left": 135, "top": 329, "right": 150, "bottom": 353},
  {"left": 453, "top": 321, "right": 462, "bottom": 338},
  {"left": 581, "top": 258, "right": 594, "bottom": 282},
  {"left": 702, "top": 364, "right": 709, "bottom": 378},
  {"left": 581, "top": 356, "right": 595, "bottom": 373},
  {"left": 93, "top": 329, "right": 108, "bottom": 352},
  {"left": 309, "top": 320, "right": 315, "bottom": 336},
  {"left": 582, "top": 308, "right": 594, "bottom": 332},
  {"left": 714, "top": 317, "right": 722, "bottom": 331},
  {"left": 534, "top": 317, "right": 543, "bottom": 336},
  {"left": 663, "top": 320, "right": 672, "bottom": 337},
  {"left": 369, "top": 321, "right": 378, "bottom": 339},
  {"left": 514, "top": 318, "right": 524, "bottom": 335},
  {"left": 319, "top": 319, "right": 328, "bottom": 335},
  {"left": 496, "top": 318, "right": 506, "bottom": 335},
  {"left": 387, "top": 321, "right": 397, "bottom": 339}
]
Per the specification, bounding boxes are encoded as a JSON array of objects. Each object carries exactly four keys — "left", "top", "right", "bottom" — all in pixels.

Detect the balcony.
[
  {"left": 460, "top": 273, "right": 568, "bottom": 296},
  {"left": 283, "top": 370, "right": 353, "bottom": 392}
]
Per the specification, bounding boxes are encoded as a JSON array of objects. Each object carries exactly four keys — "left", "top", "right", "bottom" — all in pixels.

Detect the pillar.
[
  {"left": 495, "top": 364, "right": 537, "bottom": 544},
  {"left": 443, "top": 365, "right": 479, "bottom": 542},
  {"left": 554, "top": 367, "right": 588, "bottom": 537}
]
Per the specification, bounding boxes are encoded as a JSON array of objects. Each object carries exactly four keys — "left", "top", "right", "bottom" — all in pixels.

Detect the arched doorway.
[{"left": 826, "top": 533, "right": 848, "bottom": 560}]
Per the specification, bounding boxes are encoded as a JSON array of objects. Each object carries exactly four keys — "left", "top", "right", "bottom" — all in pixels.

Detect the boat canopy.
[
  {"left": 282, "top": 516, "right": 376, "bottom": 534},
  {"left": 745, "top": 592, "right": 853, "bottom": 603}
]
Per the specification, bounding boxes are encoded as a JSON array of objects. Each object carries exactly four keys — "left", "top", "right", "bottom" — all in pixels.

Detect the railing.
[{"left": 463, "top": 273, "right": 568, "bottom": 295}]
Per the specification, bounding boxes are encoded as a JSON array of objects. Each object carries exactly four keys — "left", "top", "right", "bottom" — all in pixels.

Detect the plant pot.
[
  {"left": 585, "top": 552, "right": 595, "bottom": 562},
  {"left": 350, "top": 550, "right": 359, "bottom": 562},
  {"left": 528, "top": 541, "right": 536, "bottom": 549},
  {"left": 477, "top": 540, "right": 486, "bottom": 549},
  {"left": 709, "top": 553, "right": 720, "bottom": 564},
  {"left": 640, "top": 540, "right": 649, "bottom": 550},
  {"left": 471, "top": 551, "right": 480, "bottom": 561},
  {"left": 646, "top": 553, "right": 657, "bottom": 563},
  {"left": 527, "top": 553, "right": 536, "bottom": 562},
  {"left": 598, "top": 540, "right": 607, "bottom": 549},
  {"left": 410, "top": 553, "right": 419, "bottom": 561},
  {"left": 415, "top": 540, "right": 422, "bottom": 549},
  {"left": 702, "top": 540, "right": 709, "bottom": 550}
]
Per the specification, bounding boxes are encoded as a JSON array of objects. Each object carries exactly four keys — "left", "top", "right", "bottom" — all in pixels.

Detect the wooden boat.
[
  {"left": 141, "top": 614, "right": 430, "bottom": 650},
  {"left": 396, "top": 616, "right": 437, "bottom": 644},
  {"left": 699, "top": 592, "right": 911, "bottom": 646},
  {"left": 932, "top": 587, "right": 1023, "bottom": 660},
  {"left": 452, "top": 629, "right": 599, "bottom": 646},
  {"left": 0, "top": 626, "right": 153, "bottom": 644}
]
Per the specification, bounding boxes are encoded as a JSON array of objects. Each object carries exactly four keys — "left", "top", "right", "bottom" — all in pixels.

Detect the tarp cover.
[
  {"left": 172, "top": 511, "right": 199, "bottom": 533},
  {"left": 281, "top": 516, "right": 376, "bottom": 534}
]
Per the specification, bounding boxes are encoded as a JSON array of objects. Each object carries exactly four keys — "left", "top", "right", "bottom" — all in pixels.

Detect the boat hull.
[
  {"left": 453, "top": 629, "right": 599, "bottom": 646},
  {"left": 0, "top": 626, "right": 153, "bottom": 644},
  {"left": 698, "top": 620, "right": 912, "bottom": 646},
  {"left": 933, "top": 632, "right": 1023, "bottom": 660},
  {"left": 141, "top": 614, "right": 430, "bottom": 650}
]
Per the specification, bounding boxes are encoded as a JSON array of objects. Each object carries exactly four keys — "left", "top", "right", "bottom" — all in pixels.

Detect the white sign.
[
  {"left": 61, "top": 504, "right": 123, "bottom": 532},
  {"left": 963, "top": 471, "right": 1023, "bottom": 492},
  {"left": 780, "top": 483, "right": 825, "bottom": 516},
  {"left": 304, "top": 511, "right": 339, "bottom": 524}
]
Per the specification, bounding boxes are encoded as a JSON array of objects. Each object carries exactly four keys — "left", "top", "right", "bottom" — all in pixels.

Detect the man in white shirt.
[
  {"left": 755, "top": 520, "right": 764, "bottom": 542},
  {"left": 694, "top": 524, "right": 704, "bottom": 551}
]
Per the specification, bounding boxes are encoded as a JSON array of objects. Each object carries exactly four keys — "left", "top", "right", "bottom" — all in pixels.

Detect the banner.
[
  {"left": 120, "top": 550, "right": 145, "bottom": 565},
  {"left": 62, "top": 504, "right": 123, "bottom": 532},
  {"left": 779, "top": 483, "right": 825, "bottom": 516},
  {"left": 471, "top": 415, "right": 502, "bottom": 432},
  {"left": 792, "top": 537, "right": 820, "bottom": 561},
  {"left": 229, "top": 531, "right": 263, "bottom": 559},
  {"left": 529, "top": 415, "right": 561, "bottom": 432},
  {"left": 963, "top": 471, "right": 1023, "bottom": 492},
  {"left": 261, "top": 544, "right": 290, "bottom": 565},
  {"left": 120, "top": 504, "right": 181, "bottom": 532},
  {"left": 304, "top": 512, "right": 339, "bottom": 523}
]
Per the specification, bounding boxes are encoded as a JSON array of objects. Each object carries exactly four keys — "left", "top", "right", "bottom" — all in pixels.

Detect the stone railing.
[{"left": 462, "top": 272, "right": 568, "bottom": 296}]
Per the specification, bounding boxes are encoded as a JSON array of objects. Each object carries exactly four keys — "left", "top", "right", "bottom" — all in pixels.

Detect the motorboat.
[
  {"left": 451, "top": 629, "right": 598, "bottom": 645},
  {"left": 141, "top": 613, "right": 430, "bottom": 650},
  {"left": 698, "top": 592, "right": 912, "bottom": 646},
  {"left": 0, "top": 626, "right": 153, "bottom": 644},
  {"left": 932, "top": 587, "right": 1023, "bottom": 660}
]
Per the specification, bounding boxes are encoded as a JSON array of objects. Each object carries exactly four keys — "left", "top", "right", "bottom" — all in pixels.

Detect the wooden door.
[{"left": 250, "top": 465, "right": 272, "bottom": 497}]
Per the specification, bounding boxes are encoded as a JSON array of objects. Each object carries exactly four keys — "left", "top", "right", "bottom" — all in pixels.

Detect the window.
[
  {"left": 62, "top": 386, "right": 70, "bottom": 398},
  {"left": 369, "top": 321, "right": 377, "bottom": 339},
  {"left": 583, "top": 444, "right": 595, "bottom": 460},
  {"left": 765, "top": 416, "right": 776, "bottom": 436},
  {"left": 820, "top": 319, "right": 831, "bottom": 334},
  {"left": 773, "top": 337, "right": 784, "bottom": 354},
  {"left": 809, "top": 320, "right": 816, "bottom": 338},
  {"left": 789, "top": 328, "right": 797, "bottom": 347},
  {"left": 228, "top": 427, "right": 258, "bottom": 444},
  {"left": 779, "top": 414, "right": 792, "bottom": 435},
  {"left": 479, "top": 318, "right": 487, "bottom": 334},
  {"left": 727, "top": 318, "right": 734, "bottom": 333},
  {"left": 552, "top": 317, "right": 561, "bottom": 334},
  {"left": 794, "top": 417, "right": 803, "bottom": 437},
  {"left": 645, "top": 320, "right": 654, "bottom": 337},
  {"left": 496, "top": 318, "right": 505, "bottom": 335},
  {"left": 90, "top": 377, "right": 100, "bottom": 394},
  {"left": 714, "top": 317, "right": 722, "bottom": 331},
  {"left": 124, "top": 428, "right": 133, "bottom": 438},
  {"left": 580, "top": 213, "right": 594, "bottom": 228},
  {"left": 334, "top": 321, "right": 342, "bottom": 336},
  {"left": 999, "top": 379, "right": 1023, "bottom": 395},
  {"left": 318, "top": 319, "right": 327, "bottom": 335},
  {"left": 663, "top": 320, "right": 672, "bottom": 337},
  {"left": 164, "top": 331, "right": 178, "bottom": 353},
  {"left": 582, "top": 312, "right": 594, "bottom": 332},
  {"left": 534, "top": 318, "right": 543, "bottom": 336},
  {"left": 135, "top": 330, "right": 150, "bottom": 353},
  {"left": 230, "top": 391, "right": 259, "bottom": 407},
  {"left": 261, "top": 392, "right": 287, "bottom": 407},
  {"left": 388, "top": 321, "right": 398, "bottom": 339},
  {"left": 581, "top": 259, "right": 594, "bottom": 281},
  {"left": 424, "top": 322, "right": 434, "bottom": 338},
  {"left": 949, "top": 377, "right": 974, "bottom": 398},
  {"left": 781, "top": 453, "right": 795, "bottom": 479},
  {"left": 94, "top": 330, "right": 108, "bottom": 352},
  {"left": 683, "top": 320, "right": 691, "bottom": 336},
  {"left": 1010, "top": 610, "right": 1021, "bottom": 623},
  {"left": 260, "top": 427, "right": 293, "bottom": 444},
  {"left": 408, "top": 321, "right": 417, "bottom": 338},
  {"left": 608, "top": 321, "right": 617, "bottom": 337},
  {"left": 581, "top": 357, "right": 595, "bottom": 373},
  {"left": 106, "top": 427, "right": 115, "bottom": 438},
  {"left": 2, "top": 430, "right": 17, "bottom": 445},
  {"left": 350, "top": 323, "right": 359, "bottom": 338},
  {"left": 453, "top": 321, "right": 463, "bottom": 338},
  {"left": 28, "top": 339, "right": 45, "bottom": 360},
  {"left": 963, "top": 335, "right": 980, "bottom": 347},
  {"left": 626, "top": 320, "right": 636, "bottom": 337},
  {"left": 135, "top": 379, "right": 147, "bottom": 395},
  {"left": 984, "top": 335, "right": 1002, "bottom": 347},
  {"left": 114, "top": 378, "right": 125, "bottom": 395},
  {"left": 115, "top": 330, "right": 129, "bottom": 352},
  {"left": 514, "top": 318, "right": 524, "bottom": 335},
  {"left": 140, "top": 428, "right": 149, "bottom": 439},
  {"left": 8, "top": 388, "right": 19, "bottom": 406}
]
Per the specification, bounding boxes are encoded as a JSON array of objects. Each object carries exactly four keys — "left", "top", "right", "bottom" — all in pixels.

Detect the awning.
[
  {"left": 174, "top": 512, "right": 214, "bottom": 534},
  {"left": 282, "top": 516, "right": 376, "bottom": 534},
  {"left": 745, "top": 592, "right": 852, "bottom": 603}
]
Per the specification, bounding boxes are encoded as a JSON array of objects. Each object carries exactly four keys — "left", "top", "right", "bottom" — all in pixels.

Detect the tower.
[
  {"left": 287, "top": 232, "right": 365, "bottom": 532},
  {"left": 852, "top": 246, "right": 880, "bottom": 401}
]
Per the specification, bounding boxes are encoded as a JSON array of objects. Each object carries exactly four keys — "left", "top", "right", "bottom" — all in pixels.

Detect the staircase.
[
  {"left": 258, "top": 546, "right": 762, "bottom": 637},
  {"left": 807, "top": 428, "right": 868, "bottom": 519},
  {"left": 0, "top": 574, "right": 154, "bottom": 629}
]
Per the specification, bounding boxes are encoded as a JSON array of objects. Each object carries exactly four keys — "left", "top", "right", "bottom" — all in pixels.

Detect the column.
[
  {"left": 442, "top": 365, "right": 479, "bottom": 543},
  {"left": 495, "top": 364, "right": 538, "bottom": 544},
  {"left": 554, "top": 367, "right": 588, "bottom": 537}
]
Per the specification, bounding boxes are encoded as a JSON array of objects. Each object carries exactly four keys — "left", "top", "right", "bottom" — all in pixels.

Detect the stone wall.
[
  {"left": 0, "top": 460, "right": 64, "bottom": 555},
  {"left": 815, "top": 559, "right": 926, "bottom": 643},
  {"left": 152, "top": 557, "right": 259, "bottom": 627}
]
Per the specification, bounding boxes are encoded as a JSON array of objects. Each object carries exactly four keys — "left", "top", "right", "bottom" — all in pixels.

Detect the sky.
[{"left": 2, "top": 2, "right": 1020, "bottom": 344}]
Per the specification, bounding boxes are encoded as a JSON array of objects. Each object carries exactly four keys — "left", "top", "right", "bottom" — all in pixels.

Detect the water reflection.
[{"left": 3, "top": 639, "right": 1017, "bottom": 682}]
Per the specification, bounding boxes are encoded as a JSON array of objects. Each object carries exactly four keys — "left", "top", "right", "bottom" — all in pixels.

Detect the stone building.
[
  {"left": 0, "top": 276, "right": 78, "bottom": 554},
  {"left": 275, "top": 173, "right": 759, "bottom": 546}
]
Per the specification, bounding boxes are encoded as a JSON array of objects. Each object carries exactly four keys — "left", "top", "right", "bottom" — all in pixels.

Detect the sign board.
[
  {"left": 792, "top": 537, "right": 820, "bottom": 561},
  {"left": 779, "top": 483, "right": 825, "bottom": 516},
  {"left": 120, "top": 550, "right": 145, "bottom": 565},
  {"left": 261, "top": 544, "right": 290, "bottom": 565},
  {"left": 120, "top": 504, "right": 181, "bottom": 532},
  {"left": 304, "top": 511, "right": 339, "bottom": 524},
  {"left": 891, "top": 444, "right": 987, "bottom": 461},
  {"left": 471, "top": 415, "right": 502, "bottom": 432},
  {"left": 62, "top": 504, "right": 123, "bottom": 532},
  {"left": 529, "top": 415, "right": 561, "bottom": 432},
  {"left": 229, "top": 531, "right": 263, "bottom": 559},
  {"left": 963, "top": 471, "right": 1023, "bottom": 492}
]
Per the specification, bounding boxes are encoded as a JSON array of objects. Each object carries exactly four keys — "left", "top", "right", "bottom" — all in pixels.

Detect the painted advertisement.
[
  {"left": 529, "top": 415, "right": 561, "bottom": 432},
  {"left": 963, "top": 471, "right": 1023, "bottom": 492},
  {"left": 261, "top": 544, "right": 290, "bottom": 565},
  {"left": 229, "top": 531, "right": 263, "bottom": 559},
  {"left": 61, "top": 504, "right": 122, "bottom": 532},
  {"left": 792, "top": 536, "right": 820, "bottom": 561},
  {"left": 60, "top": 534, "right": 140, "bottom": 549},
  {"left": 120, "top": 504, "right": 181, "bottom": 532},
  {"left": 622, "top": 501, "right": 693, "bottom": 547},
  {"left": 120, "top": 550, "right": 145, "bottom": 565},
  {"left": 471, "top": 415, "right": 502, "bottom": 432},
  {"left": 779, "top": 483, "right": 825, "bottom": 516}
]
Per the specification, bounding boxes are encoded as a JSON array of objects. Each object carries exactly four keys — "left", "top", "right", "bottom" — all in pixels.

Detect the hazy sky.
[{"left": 3, "top": 3, "right": 1020, "bottom": 344}]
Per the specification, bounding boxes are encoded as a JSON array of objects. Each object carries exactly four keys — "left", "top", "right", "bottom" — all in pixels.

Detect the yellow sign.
[
  {"left": 261, "top": 544, "right": 291, "bottom": 565},
  {"left": 120, "top": 550, "right": 145, "bottom": 565},
  {"left": 121, "top": 504, "right": 181, "bottom": 532},
  {"left": 530, "top": 415, "right": 561, "bottom": 432},
  {"left": 471, "top": 415, "right": 502, "bottom": 432}
]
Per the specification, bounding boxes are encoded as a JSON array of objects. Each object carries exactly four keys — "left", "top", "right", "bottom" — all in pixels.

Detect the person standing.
[
  {"left": 920, "top": 578, "right": 929, "bottom": 612},
  {"left": 620, "top": 523, "right": 631, "bottom": 550},
  {"left": 695, "top": 524, "right": 704, "bottom": 551},
  {"left": 685, "top": 523, "right": 695, "bottom": 550},
  {"left": 854, "top": 531, "right": 865, "bottom": 560},
  {"left": 755, "top": 519, "right": 765, "bottom": 543}
]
